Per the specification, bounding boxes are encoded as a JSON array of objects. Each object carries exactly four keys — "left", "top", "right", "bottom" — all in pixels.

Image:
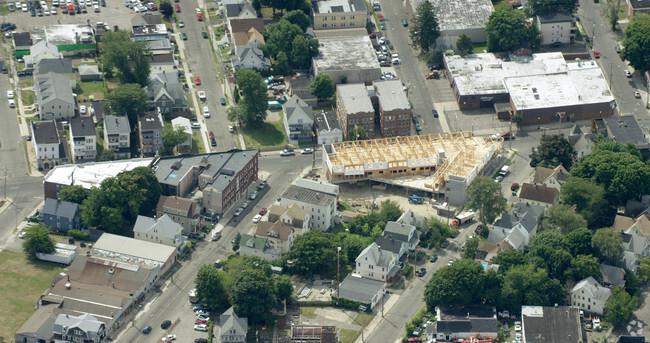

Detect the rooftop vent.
[
  {"left": 171, "top": 161, "right": 182, "bottom": 170},
  {"left": 108, "top": 268, "right": 115, "bottom": 274}
]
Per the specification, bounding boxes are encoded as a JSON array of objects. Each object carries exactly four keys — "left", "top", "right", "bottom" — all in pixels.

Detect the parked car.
[
  {"left": 280, "top": 149, "right": 295, "bottom": 156},
  {"left": 635, "top": 91, "right": 641, "bottom": 98},
  {"left": 301, "top": 148, "right": 313, "bottom": 154},
  {"left": 8, "top": 99, "right": 15, "bottom": 108},
  {"left": 194, "top": 324, "right": 208, "bottom": 331},
  {"left": 258, "top": 181, "right": 267, "bottom": 190},
  {"left": 178, "top": 20, "right": 184, "bottom": 27},
  {"left": 198, "top": 91, "right": 206, "bottom": 101},
  {"left": 181, "top": 32, "right": 187, "bottom": 40},
  {"left": 194, "top": 339, "right": 208, "bottom": 343},
  {"left": 429, "top": 254, "right": 437, "bottom": 262},
  {"left": 416, "top": 268, "right": 426, "bottom": 277},
  {"left": 259, "top": 207, "right": 267, "bottom": 215},
  {"left": 203, "top": 106, "right": 210, "bottom": 118},
  {"left": 160, "top": 320, "right": 171, "bottom": 329},
  {"left": 432, "top": 109, "right": 439, "bottom": 118},
  {"left": 242, "top": 201, "right": 250, "bottom": 208},
  {"left": 18, "top": 231, "right": 26, "bottom": 238},
  {"left": 616, "top": 45, "right": 621, "bottom": 53},
  {"left": 220, "top": 97, "right": 226, "bottom": 105},
  {"left": 194, "top": 76, "right": 201, "bottom": 85},
  {"left": 196, "top": 13, "right": 202, "bottom": 21},
  {"left": 202, "top": 31, "right": 208, "bottom": 39},
  {"left": 233, "top": 207, "right": 244, "bottom": 217},
  {"left": 250, "top": 191, "right": 258, "bottom": 200},
  {"left": 625, "top": 70, "right": 632, "bottom": 78},
  {"left": 514, "top": 321, "right": 522, "bottom": 331},
  {"left": 174, "top": 3, "right": 180, "bottom": 11},
  {"left": 593, "top": 50, "right": 600, "bottom": 58},
  {"left": 252, "top": 214, "right": 262, "bottom": 223},
  {"left": 447, "top": 259, "right": 454, "bottom": 265},
  {"left": 163, "top": 334, "right": 177, "bottom": 341},
  {"left": 142, "top": 325, "right": 152, "bottom": 334},
  {"left": 196, "top": 314, "right": 210, "bottom": 321}
]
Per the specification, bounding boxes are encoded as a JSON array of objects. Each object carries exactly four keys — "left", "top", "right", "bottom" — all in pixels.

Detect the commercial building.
[
  {"left": 69, "top": 116, "right": 97, "bottom": 163},
  {"left": 322, "top": 132, "right": 502, "bottom": 206},
  {"left": 372, "top": 80, "right": 411, "bottom": 137},
  {"left": 336, "top": 83, "right": 375, "bottom": 139},
  {"left": 91, "top": 233, "right": 177, "bottom": 276},
  {"left": 43, "top": 25, "right": 97, "bottom": 56},
  {"left": 310, "top": 0, "right": 367, "bottom": 30},
  {"left": 445, "top": 53, "right": 615, "bottom": 124},
  {"left": 536, "top": 13, "right": 576, "bottom": 45},
  {"left": 430, "top": 305, "right": 498, "bottom": 342},
  {"left": 312, "top": 34, "right": 381, "bottom": 85},
  {"left": 279, "top": 179, "right": 339, "bottom": 231},
  {"left": 521, "top": 306, "right": 585, "bottom": 343}
]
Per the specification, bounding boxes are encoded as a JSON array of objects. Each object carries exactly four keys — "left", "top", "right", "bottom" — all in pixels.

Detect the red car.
[
  {"left": 593, "top": 50, "right": 600, "bottom": 58},
  {"left": 175, "top": 4, "right": 180, "bottom": 12},
  {"left": 195, "top": 319, "right": 208, "bottom": 325},
  {"left": 197, "top": 13, "right": 203, "bottom": 21},
  {"left": 377, "top": 13, "right": 384, "bottom": 20},
  {"left": 259, "top": 208, "right": 267, "bottom": 215},
  {"left": 209, "top": 131, "right": 215, "bottom": 139},
  {"left": 194, "top": 76, "right": 201, "bottom": 85},
  {"left": 407, "top": 338, "right": 423, "bottom": 342}
]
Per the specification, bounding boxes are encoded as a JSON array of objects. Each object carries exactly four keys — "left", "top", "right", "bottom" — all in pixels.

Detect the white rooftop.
[
  {"left": 422, "top": 0, "right": 494, "bottom": 31},
  {"left": 43, "top": 158, "right": 154, "bottom": 189},
  {"left": 337, "top": 83, "right": 374, "bottom": 115},
  {"left": 313, "top": 35, "right": 380, "bottom": 72},
  {"left": 91, "top": 233, "right": 176, "bottom": 265},
  {"left": 44, "top": 25, "right": 94, "bottom": 45},
  {"left": 317, "top": 0, "right": 351, "bottom": 13}
]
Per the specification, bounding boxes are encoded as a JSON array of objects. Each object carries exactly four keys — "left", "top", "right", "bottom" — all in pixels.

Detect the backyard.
[
  {"left": 243, "top": 119, "right": 286, "bottom": 149},
  {"left": 77, "top": 80, "right": 107, "bottom": 101}
]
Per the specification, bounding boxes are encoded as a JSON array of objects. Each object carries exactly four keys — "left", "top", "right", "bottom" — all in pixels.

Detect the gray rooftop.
[
  {"left": 603, "top": 115, "right": 649, "bottom": 147},
  {"left": 139, "top": 112, "right": 163, "bottom": 131},
  {"left": 338, "top": 274, "right": 384, "bottom": 303},
  {"left": 78, "top": 64, "right": 101, "bottom": 76},
  {"left": 133, "top": 214, "right": 182, "bottom": 240},
  {"left": 36, "top": 58, "right": 73, "bottom": 76},
  {"left": 131, "top": 12, "right": 163, "bottom": 26},
  {"left": 147, "top": 39, "right": 173, "bottom": 51},
  {"left": 600, "top": 263, "right": 626, "bottom": 287},
  {"left": 337, "top": 83, "right": 374, "bottom": 115},
  {"left": 313, "top": 0, "right": 366, "bottom": 13},
  {"left": 313, "top": 35, "right": 380, "bottom": 72},
  {"left": 36, "top": 72, "right": 74, "bottom": 106},
  {"left": 32, "top": 120, "right": 59, "bottom": 145},
  {"left": 373, "top": 80, "right": 410, "bottom": 112},
  {"left": 281, "top": 184, "right": 337, "bottom": 207},
  {"left": 426, "top": 0, "right": 494, "bottom": 31},
  {"left": 41, "top": 198, "right": 78, "bottom": 219},
  {"left": 629, "top": 0, "right": 650, "bottom": 8},
  {"left": 54, "top": 313, "right": 104, "bottom": 336},
  {"left": 70, "top": 117, "right": 96, "bottom": 137},
  {"left": 357, "top": 243, "right": 394, "bottom": 268},
  {"left": 220, "top": 307, "right": 248, "bottom": 335},
  {"left": 13, "top": 32, "right": 33, "bottom": 48},
  {"left": 104, "top": 115, "right": 131, "bottom": 135},
  {"left": 537, "top": 12, "right": 574, "bottom": 23},
  {"left": 284, "top": 94, "right": 314, "bottom": 122},
  {"left": 314, "top": 111, "right": 341, "bottom": 132},
  {"left": 522, "top": 306, "right": 584, "bottom": 343},
  {"left": 384, "top": 221, "right": 415, "bottom": 243}
]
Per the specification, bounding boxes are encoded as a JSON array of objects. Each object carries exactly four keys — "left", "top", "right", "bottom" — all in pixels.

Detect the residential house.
[
  {"left": 372, "top": 80, "right": 411, "bottom": 137},
  {"left": 35, "top": 58, "right": 76, "bottom": 88},
  {"left": 618, "top": 215, "right": 650, "bottom": 271},
  {"left": 171, "top": 117, "right": 192, "bottom": 152},
  {"left": 32, "top": 120, "right": 71, "bottom": 170},
  {"left": 475, "top": 241, "right": 513, "bottom": 262},
  {"left": 232, "top": 42, "right": 271, "bottom": 71},
  {"left": 78, "top": 64, "right": 103, "bottom": 81},
  {"left": 384, "top": 221, "right": 420, "bottom": 253},
  {"left": 223, "top": 0, "right": 257, "bottom": 20},
  {"left": 337, "top": 274, "right": 385, "bottom": 310},
  {"left": 40, "top": 198, "right": 82, "bottom": 231},
  {"left": 13, "top": 32, "right": 33, "bottom": 58},
  {"left": 283, "top": 95, "right": 314, "bottom": 146},
  {"left": 133, "top": 214, "right": 184, "bottom": 250},
  {"left": 355, "top": 242, "right": 399, "bottom": 282},
  {"left": 220, "top": 307, "right": 248, "bottom": 343},
  {"left": 603, "top": 115, "right": 650, "bottom": 159},
  {"left": 521, "top": 306, "right": 584, "bottom": 343},
  {"left": 69, "top": 117, "right": 97, "bottom": 163},
  {"left": 336, "top": 83, "right": 374, "bottom": 139},
  {"left": 289, "top": 76, "right": 318, "bottom": 107},
  {"left": 25, "top": 41, "right": 62, "bottom": 69},
  {"left": 52, "top": 313, "right": 106, "bottom": 343},
  {"left": 35, "top": 72, "right": 75, "bottom": 120},
  {"left": 430, "top": 305, "right": 498, "bottom": 342},
  {"left": 146, "top": 39, "right": 173, "bottom": 54},
  {"left": 279, "top": 179, "right": 339, "bottom": 231},
  {"left": 569, "top": 124, "right": 596, "bottom": 158},
  {"left": 600, "top": 263, "right": 626, "bottom": 288},
  {"left": 310, "top": 0, "right": 367, "bottom": 30},
  {"left": 147, "top": 72, "right": 188, "bottom": 116},
  {"left": 233, "top": 27, "right": 265, "bottom": 54},
  {"left": 239, "top": 233, "right": 282, "bottom": 261},
  {"left": 486, "top": 202, "right": 545, "bottom": 255},
  {"left": 290, "top": 326, "right": 338, "bottom": 343},
  {"left": 138, "top": 112, "right": 164, "bottom": 156},
  {"left": 625, "top": 0, "right": 650, "bottom": 18},
  {"left": 267, "top": 203, "right": 310, "bottom": 234},
  {"left": 255, "top": 221, "right": 295, "bottom": 254},
  {"left": 228, "top": 18, "right": 265, "bottom": 35},
  {"left": 570, "top": 277, "right": 611, "bottom": 315},
  {"left": 518, "top": 182, "right": 559, "bottom": 208},
  {"left": 156, "top": 195, "right": 202, "bottom": 234},
  {"left": 532, "top": 165, "right": 570, "bottom": 191},
  {"left": 314, "top": 111, "right": 343, "bottom": 145},
  {"left": 396, "top": 209, "right": 426, "bottom": 228},
  {"left": 148, "top": 51, "right": 178, "bottom": 74},
  {"left": 103, "top": 115, "right": 131, "bottom": 159},
  {"left": 535, "top": 12, "right": 575, "bottom": 45},
  {"left": 374, "top": 235, "right": 408, "bottom": 262}
]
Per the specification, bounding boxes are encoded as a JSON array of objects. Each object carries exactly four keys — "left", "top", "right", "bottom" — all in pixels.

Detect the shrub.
[{"left": 68, "top": 229, "right": 89, "bottom": 241}]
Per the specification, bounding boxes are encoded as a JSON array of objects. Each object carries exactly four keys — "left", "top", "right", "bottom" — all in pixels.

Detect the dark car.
[
  {"left": 432, "top": 109, "right": 439, "bottom": 118},
  {"left": 142, "top": 325, "right": 152, "bottom": 334},
  {"left": 202, "top": 31, "right": 208, "bottom": 39},
  {"left": 210, "top": 138, "right": 217, "bottom": 147},
  {"left": 440, "top": 240, "right": 449, "bottom": 248},
  {"left": 220, "top": 97, "right": 226, "bottom": 105},
  {"left": 195, "top": 339, "right": 208, "bottom": 343},
  {"left": 161, "top": 320, "right": 171, "bottom": 329},
  {"left": 550, "top": 41, "right": 562, "bottom": 47},
  {"left": 429, "top": 254, "right": 437, "bottom": 262},
  {"left": 181, "top": 32, "right": 187, "bottom": 40}
]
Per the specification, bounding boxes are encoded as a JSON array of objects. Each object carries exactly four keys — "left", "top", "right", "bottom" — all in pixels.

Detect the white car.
[
  {"left": 233, "top": 207, "right": 244, "bottom": 217},
  {"left": 252, "top": 214, "right": 262, "bottom": 223},
  {"left": 51, "top": 7, "right": 57, "bottom": 14},
  {"left": 392, "top": 58, "right": 400, "bottom": 65},
  {"left": 197, "top": 90, "right": 206, "bottom": 101},
  {"left": 52, "top": 0, "right": 59, "bottom": 6},
  {"left": 39, "top": 1, "right": 46, "bottom": 7},
  {"left": 635, "top": 91, "right": 642, "bottom": 98},
  {"left": 178, "top": 20, "right": 185, "bottom": 28},
  {"left": 194, "top": 324, "right": 208, "bottom": 332},
  {"left": 9, "top": 99, "right": 15, "bottom": 108},
  {"left": 515, "top": 333, "right": 522, "bottom": 342},
  {"left": 44, "top": 9, "right": 50, "bottom": 15},
  {"left": 18, "top": 231, "right": 26, "bottom": 239},
  {"left": 228, "top": 125, "right": 235, "bottom": 133},
  {"left": 203, "top": 106, "right": 210, "bottom": 118},
  {"left": 300, "top": 148, "right": 313, "bottom": 154},
  {"left": 195, "top": 7, "right": 201, "bottom": 13},
  {"left": 592, "top": 317, "right": 601, "bottom": 329},
  {"left": 162, "top": 334, "right": 177, "bottom": 341},
  {"left": 7, "top": 90, "right": 14, "bottom": 99},
  {"left": 79, "top": 105, "right": 87, "bottom": 115},
  {"left": 195, "top": 309, "right": 209, "bottom": 316},
  {"left": 21, "top": 4, "right": 28, "bottom": 11},
  {"left": 378, "top": 37, "right": 385, "bottom": 45},
  {"left": 242, "top": 200, "right": 250, "bottom": 208},
  {"left": 448, "top": 259, "right": 454, "bottom": 266},
  {"left": 250, "top": 191, "right": 258, "bottom": 200},
  {"left": 196, "top": 314, "right": 210, "bottom": 321},
  {"left": 514, "top": 321, "right": 521, "bottom": 331}
]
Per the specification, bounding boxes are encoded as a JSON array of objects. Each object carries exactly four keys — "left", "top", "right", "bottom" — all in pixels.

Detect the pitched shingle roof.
[
  {"left": 220, "top": 306, "right": 248, "bottom": 336},
  {"left": 571, "top": 277, "right": 611, "bottom": 302},
  {"left": 357, "top": 243, "right": 394, "bottom": 268},
  {"left": 519, "top": 183, "right": 559, "bottom": 205},
  {"left": 41, "top": 198, "right": 79, "bottom": 219}
]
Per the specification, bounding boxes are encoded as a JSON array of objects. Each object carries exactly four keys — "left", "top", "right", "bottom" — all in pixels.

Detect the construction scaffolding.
[{"left": 323, "top": 132, "right": 503, "bottom": 193}]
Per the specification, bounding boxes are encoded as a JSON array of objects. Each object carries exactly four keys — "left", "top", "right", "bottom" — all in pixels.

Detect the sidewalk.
[{"left": 354, "top": 293, "right": 401, "bottom": 343}]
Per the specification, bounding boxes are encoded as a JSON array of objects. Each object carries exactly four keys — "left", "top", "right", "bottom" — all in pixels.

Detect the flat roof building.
[
  {"left": 312, "top": 34, "right": 381, "bottom": 85},
  {"left": 91, "top": 233, "right": 178, "bottom": 275},
  {"left": 372, "top": 80, "right": 411, "bottom": 137},
  {"left": 336, "top": 83, "right": 375, "bottom": 139},
  {"left": 311, "top": 0, "right": 367, "bottom": 30},
  {"left": 521, "top": 306, "right": 585, "bottom": 343},
  {"left": 43, "top": 25, "right": 96, "bottom": 56}
]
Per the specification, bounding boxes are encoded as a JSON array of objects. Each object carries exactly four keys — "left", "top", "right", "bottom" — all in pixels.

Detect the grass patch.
[
  {"left": 191, "top": 131, "right": 205, "bottom": 154},
  {"left": 19, "top": 78, "right": 33, "bottom": 89},
  {"left": 338, "top": 328, "right": 360, "bottom": 343},
  {"left": 0, "top": 6, "right": 11, "bottom": 13},
  {"left": 472, "top": 42, "right": 488, "bottom": 54},
  {"left": 353, "top": 311, "right": 375, "bottom": 326},
  {"left": 23, "top": 142, "right": 31, "bottom": 174},
  {"left": 300, "top": 306, "right": 318, "bottom": 319},
  {"left": 339, "top": 201, "right": 353, "bottom": 212},
  {"left": 77, "top": 80, "right": 106, "bottom": 101},
  {"left": 492, "top": 0, "right": 511, "bottom": 11},
  {"left": 219, "top": 44, "right": 231, "bottom": 55},
  {"left": 260, "top": 7, "right": 274, "bottom": 19},
  {"left": 25, "top": 115, "right": 40, "bottom": 126},
  {"left": 17, "top": 62, "right": 25, "bottom": 70},
  {"left": 242, "top": 119, "right": 286, "bottom": 149},
  {"left": 21, "top": 90, "right": 35, "bottom": 106},
  {"left": 0, "top": 250, "right": 65, "bottom": 340}
]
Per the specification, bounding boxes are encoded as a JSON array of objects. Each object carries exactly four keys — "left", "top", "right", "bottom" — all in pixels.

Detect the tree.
[
  {"left": 162, "top": 123, "right": 188, "bottom": 155},
  {"left": 347, "top": 125, "right": 367, "bottom": 141},
  {"left": 525, "top": 0, "right": 579, "bottom": 15},
  {"left": 606, "top": 0, "right": 623, "bottom": 30},
  {"left": 591, "top": 228, "right": 623, "bottom": 263},
  {"left": 526, "top": 22, "right": 542, "bottom": 48},
  {"left": 22, "top": 224, "right": 55, "bottom": 257},
  {"left": 491, "top": 249, "right": 526, "bottom": 273},
  {"left": 117, "top": 167, "right": 162, "bottom": 217},
  {"left": 639, "top": 257, "right": 650, "bottom": 282},
  {"left": 235, "top": 69, "right": 268, "bottom": 126},
  {"left": 290, "top": 36, "right": 312, "bottom": 68},
  {"left": 286, "top": 230, "right": 344, "bottom": 277},
  {"left": 425, "top": 48, "right": 445, "bottom": 66},
  {"left": 564, "top": 254, "right": 602, "bottom": 281},
  {"left": 283, "top": 10, "right": 311, "bottom": 31},
  {"left": 500, "top": 264, "right": 565, "bottom": 312},
  {"left": 622, "top": 13, "right": 650, "bottom": 72},
  {"left": 231, "top": 269, "right": 277, "bottom": 323},
  {"left": 379, "top": 200, "right": 402, "bottom": 223},
  {"left": 159, "top": 1, "right": 173, "bottom": 17},
  {"left": 462, "top": 236, "right": 480, "bottom": 260},
  {"left": 421, "top": 217, "right": 455, "bottom": 248},
  {"left": 311, "top": 74, "right": 335, "bottom": 101},
  {"left": 527, "top": 243, "right": 572, "bottom": 281},
  {"left": 561, "top": 177, "right": 609, "bottom": 228},
  {"left": 424, "top": 259, "right": 486, "bottom": 310},
  {"left": 542, "top": 204, "right": 587, "bottom": 234},
  {"left": 604, "top": 286, "right": 636, "bottom": 326},
  {"left": 264, "top": 20, "right": 305, "bottom": 60},
  {"left": 456, "top": 34, "right": 473, "bottom": 55},
  {"left": 273, "top": 51, "right": 292, "bottom": 76},
  {"left": 100, "top": 31, "right": 151, "bottom": 87},
  {"left": 409, "top": 0, "right": 441, "bottom": 52},
  {"left": 195, "top": 264, "right": 228, "bottom": 312},
  {"left": 486, "top": 9, "right": 527, "bottom": 52},
  {"left": 105, "top": 84, "right": 148, "bottom": 128},
  {"left": 227, "top": 103, "right": 244, "bottom": 123},
  {"left": 98, "top": 149, "right": 115, "bottom": 162},
  {"left": 232, "top": 232, "right": 241, "bottom": 251},
  {"left": 339, "top": 233, "right": 373, "bottom": 263},
  {"left": 565, "top": 228, "right": 594, "bottom": 257},
  {"left": 275, "top": 274, "right": 294, "bottom": 303},
  {"left": 511, "top": 114, "right": 524, "bottom": 130},
  {"left": 529, "top": 134, "right": 575, "bottom": 170},
  {"left": 467, "top": 177, "right": 507, "bottom": 226},
  {"left": 59, "top": 185, "right": 90, "bottom": 204},
  {"left": 252, "top": 0, "right": 261, "bottom": 11}
]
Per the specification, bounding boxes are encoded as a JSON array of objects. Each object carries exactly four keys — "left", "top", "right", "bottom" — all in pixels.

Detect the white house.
[
  {"left": 267, "top": 203, "right": 310, "bottom": 234},
  {"left": 279, "top": 179, "right": 339, "bottom": 231},
  {"left": 171, "top": 117, "right": 192, "bottom": 152},
  {"left": 103, "top": 115, "right": 131, "bottom": 159},
  {"left": 315, "top": 111, "right": 343, "bottom": 145},
  {"left": 283, "top": 95, "right": 314, "bottom": 146},
  {"left": 233, "top": 42, "right": 271, "bottom": 71},
  {"left": 532, "top": 165, "right": 570, "bottom": 191},
  {"left": 35, "top": 72, "right": 75, "bottom": 120},
  {"left": 133, "top": 214, "right": 184, "bottom": 250},
  {"left": 239, "top": 233, "right": 282, "bottom": 261},
  {"left": 69, "top": 116, "right": 97, "bottom": 163},
  {"left": 255, "top": 221, "right": 295, "bottom": 254},
  {"left": 570, "top": 277, "right": 611, "bottom": 315},
  {"left": 220, "top": 307, "right": 248, "bottom": 343},
  {"left": 32, "top": 120, "right": 69, "bottom": 171},
  {"left": 620, "top": 217, "right": 650, "bottom": 272},
  {"left": 356, "top": 242, "right": 399, "bottom": 282},
  {"left": 535, "top": 12, "right": 575, "bottom": 45}
]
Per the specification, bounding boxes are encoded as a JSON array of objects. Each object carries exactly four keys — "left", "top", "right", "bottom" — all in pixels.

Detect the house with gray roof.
[
  {"left": 224, "top": 0, "right": 257, "bottom": 19},
  {"left": 570, "top": 277, "right": 611, "bottom": 315},
  {"left": 133, "top": 214, "right": 184, "bottom": 250},
  {"left": 138, "top": 111, "right": 164, "bottom": 156},
  {"left": 239, "top": 233, "right": 282, "bottom": 261},
  {"left": 147, "top": 72, "right": 188, "bottom": 116},
  {"left": 78, "top": 64, "right": 103, "bottom": 81},
  {"left": 103, "top": 115, "right": 131, "bottom": 159},
  {"left": 35, "top": 72, "right": 75, "bottom": 120},
  {"left": 337, "top": 274, "right": 385, "bottom": 310},
  {"left": 53, "top": 313, "right": 106, "bottom": 342},
  {"left": 620, "top": 221, "right": 650, "bottom": 272},
  {"left": 12, "top": 32, "right": 32, "bottom": 58},
  {"left": 233, "top": 42, "right": 271, "bottom": 71},
  {"left": 220, "top": 307, "right": 248, "bottom": 343},
  {"left": 396, "top": 209, "right": 426, "bottom": 228},
  {"left": 35, "top": 58, "right": 74, "bottom": 85},
  {"left": 603, "top": 115, "right": 650, "bottom": 160},
  {"left": 25, "top": 41, "right": 62, "bottom": 69},
  {"left": 40, "top": 198, "right": 82, "bottom": 231},
  {"left": 279, "top": 179, "right": 339, "bottom": 231},
  {"left": 283, "top": 95, "right": 314, "bottom": 146},
  {"left": 374, "top": 236, "right": 408, "bottom": 261},
  {"left": 384, "top": 221, "right": 420, "bottom": 252},
  {"left": 430, "top": 305, "right": 498, "bottom": 342},
  {"left": 69, "top": 117, "right": 97, "bottom": 163},
  {"left": 315, "top": 111, "right": 342, "bottom": 145},
  {"left": 356, "top": 242, "right": 399, "bottom": 282},
  {"left": 600, "top": 263, "right": 626, "bottom": 288},
  {"left": 32, "top": 120, "right": 71, "bottom": 170},
  {"left": 521, "top": 305, "right": 584, "bottom": 343}
]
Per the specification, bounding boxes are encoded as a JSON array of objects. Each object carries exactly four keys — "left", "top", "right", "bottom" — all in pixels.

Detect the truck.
[
  {"left": 408, "top": 194, "right": 425, "bottom": 204},
  {"left": 189, "top": 288, "right": 198, "bottom": 303},
  {"left": 498, "top": 166, "right": 509, "bottom": 177},
  {"left": 451, "top": 211, "right": 474, "bottom": 226}
]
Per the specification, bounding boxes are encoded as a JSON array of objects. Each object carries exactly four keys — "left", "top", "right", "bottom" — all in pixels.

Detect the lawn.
[
  {"left": 21, "top": 90, "right": 34, "bottom": 106},
  {"left": 472, "top": 42, "right": 488, "bottom": 54},
  {"left": 77, "top": 80, "right": 106, "bottom": 101},
  {"left": 0, "top": 250, "right": 65, "bottom": 341},
  {"left": 242, "top": 119, "right": 286, "bottom": 149},
  {"left": 338, "top": 328, "right": 360, "bottom": 343},
  {"left": 300, "top": 307, "right": 318, "bottom": 319},
  {"left": 192, "top": 131, "right": 205, "bottom": 154}
]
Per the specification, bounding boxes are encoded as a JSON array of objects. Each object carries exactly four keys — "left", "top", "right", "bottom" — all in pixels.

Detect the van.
[
  {"left": 214, "top": 259, "right": 222, "bottom": 268},
  {"left": 191, "top": 123, "right": 201, "bottom": 129},
  {"left": 94, "top": 5, "right": 99, "bottom": 12},
  {"left": 499, "top": 166, "right": 509, "bottom": 176}
]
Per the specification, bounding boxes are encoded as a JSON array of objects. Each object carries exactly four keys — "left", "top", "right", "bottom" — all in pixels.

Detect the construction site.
[{"left": 321, "top": 132, "right": 503, "bottom": 206}]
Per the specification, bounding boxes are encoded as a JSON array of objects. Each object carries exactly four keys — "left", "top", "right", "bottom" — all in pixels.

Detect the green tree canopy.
[
  {"left": 231, "top": 269, "right": 277, "bottom": 323},
  {"left": 456, "top": 34, "right": 474, "bottom": 55},
  {"left": 195, "top": 264, "right": 228, "bottom": 312},
  {"left": 424, "top": 259, "right": 486, "bottom": 310},
  {"left": 100, "top": 31, "right": 151, "bottom": 86},
  {"left": 22, "top": 224, "right": 56, "bottom": 257},
  {"left": 159, "top": 2, "right": 173, "bottom": 17},
  {"left": 467, "top": 177, "right": 507, "bottom": 226},
  {"left": 235, "top": 69, "right": 269, "bottom": 126},
  {"left": 275, "top": 274, "right": 294, "bottom": 303},
  {"left": 59, "top": 185, "right": 90, "bottom": 204},
  {"left": 286, "top": 230, "right": 344, "bottom": 277},
  {"left": 421, "top": 217, "right": 456, "bottom": 248},
  {"left": 490, "top": 249, "right": 526, "bottom": 273},
  {"left": 524, "top": 0, "right": 579, "bottom": 16},
  {"left": 638, "top": 257, "right": 650, "bottom": 282},
  {"left": 462, "top": 236, "right": 480, "bottom": 260},
  {"left": 409, "top": 0, "right": 441, "bottom": 52},
  {"left": 264, "top": 19, "right": 318, "bottom": 69},
  {"left": 621, "top": 13, "right": 650, "bottom": 72},
  {"left": 283, "top": 10, "right": 311, "bottom": 31},
  {"left": 311, "top": 74, "right": 335, "bottom": 100},
  {"left": 347, "top": 125, "right": 367, "bottom": 141},
  {"left": 499, "top": 264, "right": 565, "bottom": 312},
  {"left": 565, "top": 227, "right": 594, "bottom": 257},
  {"left": 162, "top": 123, "right": 188, "bottom": 154},
  {"left": 117, "top": 167, "right": 162, "bottom": 217},
  {"left": 529, "top": 134, "right": 575, "bottom": 170},
  {"left": 378, "top": 200, "right": 402, "bottom": 223},
  {"left": 564, "top": 254, "right": 602, "bottom": 281},
  {"left": 486, "top": 9, "right": 527, "bottom": 52},
  {"left": 591, "top": 228, "right": 623, "bottom": 263},
  {"left": 561, "top": 177, "right": 609, "bottom": 228},
  {"left": 527, "top": 242, "right": 572, "bottom": 282},
  {"left": 604, "top": 285, "right": 636, "bottom": 326},
  {"left": 542, "top": 204, "right": 587, "bottom": 233},
  {"left": 527, "top": 22, "right": 542, "bottom": 48},
  {"left": 105, "top": 84, "right": 148, "bottom": 128}
]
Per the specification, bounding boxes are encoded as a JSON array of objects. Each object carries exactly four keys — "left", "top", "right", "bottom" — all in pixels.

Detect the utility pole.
[
  {"left": 508, "top": 111, "right": 513, "bottom": 150},
  {"left": 336, "top": 246, "right": 341, "bottom": 304},
  {"left": 4, "top": 165, "right": 6, "bottom": 200},
  {"left": 359, "top": 305, "right": 367, "bottom": 342},
  {"left": 557, "top": 112, "right": 566, "bottom": 136}
]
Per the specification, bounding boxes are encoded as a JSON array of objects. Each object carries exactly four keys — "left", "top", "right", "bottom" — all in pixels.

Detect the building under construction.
[{"left": 322, "top": 132, "right": 503, "bottom": 205}]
